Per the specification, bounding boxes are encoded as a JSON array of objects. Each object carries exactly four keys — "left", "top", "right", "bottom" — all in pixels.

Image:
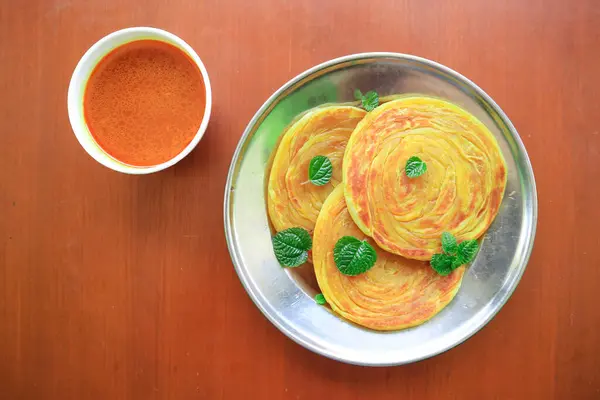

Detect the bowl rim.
[{"left": 223, "top": 52, "right": 538, "bottom": 366}]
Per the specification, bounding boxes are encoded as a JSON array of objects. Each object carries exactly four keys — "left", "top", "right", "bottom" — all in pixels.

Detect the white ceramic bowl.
[{"left": 67, "top": 27, "right": 212, "bottom": 174}]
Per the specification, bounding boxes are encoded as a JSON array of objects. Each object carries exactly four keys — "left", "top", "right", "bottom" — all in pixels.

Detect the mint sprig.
[
  {"left": 431, "top": 232, "right": 479, "bottom": 276},
  {"left": 333, "top": 236, "right": 377, "bottom": 276},
  {"left": 405, "top": 156, "right": 427, "bottom": 178},
  {"left": 272, "top": 227, "right": 312, "bottom": 267},
  {"left": 314, "top": 293, "right": 327, "bottom": 305},
  {"left": 354, "top": 89, "right": 379, "bottom": 112},
  {"left": 308, "top": 155, "right": 333, "bottom": 186}
]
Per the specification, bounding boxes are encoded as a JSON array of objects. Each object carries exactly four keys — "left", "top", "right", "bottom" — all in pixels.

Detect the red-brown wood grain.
[{"left": 1, "top": 0, "right": 599, "bottom": 399}]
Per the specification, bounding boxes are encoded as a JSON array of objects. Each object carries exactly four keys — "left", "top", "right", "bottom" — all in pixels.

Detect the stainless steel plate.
[{"left": 224, "top": 53, "right": 537, "bottom": 366}]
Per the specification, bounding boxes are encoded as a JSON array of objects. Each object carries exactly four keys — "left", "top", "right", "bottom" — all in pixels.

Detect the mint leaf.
[
  {"left": 441, "top": 232, "right": 457, "bottom": 255},
  {"left": 361, "top": 90, "right": 379, "bottom": 111},
  {"left": 333, "top": 236, "right": 377, "bottom": 276},
  {"left": 451, "top": 256, "right": 465, "bottom": 270},
  {"left": 308, "top": 155, "right": 333, "bottom": 186},
  {"left": 314, "top": 293, "right": 327, "bottom": 305},
  {"left": 272, "top": 227, "right": 312, "bottom": 267},
  {"left": 457, "top": 240, "right": 479, "bottom": 264},
  {"left": 431, "top": 253, "right": 454, "bottom": 276},
  {"left": 405, "top": 156, "right": 427, "bottom": 178},
  {"left": 354, "top": 89, "right": 379, "bottom": 111},
  {"left": 354, "top": 89, "right": 363, "bottom": 100}
]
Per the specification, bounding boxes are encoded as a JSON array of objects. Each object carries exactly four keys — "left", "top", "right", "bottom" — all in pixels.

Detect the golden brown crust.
[
  {"left": 313, "top": 185, "right": 465, "bottom": 331},
  {"left": 343, "top": 97, "right": 507, "bottom": 260},
  {"left": 267, "top": 106, "right": 366, "bottom": 233}
]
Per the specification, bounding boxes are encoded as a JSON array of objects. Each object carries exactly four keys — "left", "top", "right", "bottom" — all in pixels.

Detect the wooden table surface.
[{"left": 1, "top": 0, "right": 599, "bottom": 399}]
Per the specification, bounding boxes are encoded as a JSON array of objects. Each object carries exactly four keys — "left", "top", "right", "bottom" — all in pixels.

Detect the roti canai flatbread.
[
  {"left": 313, "top": 185, "right": 465, "bottom": 331},
  {"left": 268, "top": 105, "right": 366, "bottom": 233},
  {"left": 343, "top": 97, "right": 507, "bottom": 260}
]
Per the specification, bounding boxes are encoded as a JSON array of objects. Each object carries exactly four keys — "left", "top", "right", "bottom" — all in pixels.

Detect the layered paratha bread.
[
  {"left": 313, "top": 185, "right": 465, "bottom": 331},
  {"left": 343, "top": 97, "right": 507, "bottom": 260},
  {"left": 268, "top": 105, "right": 366, "bottom": 233}
]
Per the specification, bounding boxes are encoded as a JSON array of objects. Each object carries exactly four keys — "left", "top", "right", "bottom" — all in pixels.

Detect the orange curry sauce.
[{"left": 84, "top": 40, "right": 205, "bottom": 166}]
